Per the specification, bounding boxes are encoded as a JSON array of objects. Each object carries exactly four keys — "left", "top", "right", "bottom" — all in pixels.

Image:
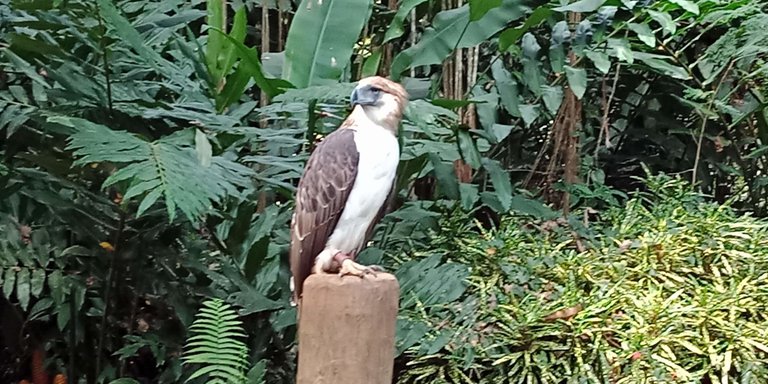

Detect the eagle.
[{"left": 289, "top": 76, "right": 408, "bottom": 308}]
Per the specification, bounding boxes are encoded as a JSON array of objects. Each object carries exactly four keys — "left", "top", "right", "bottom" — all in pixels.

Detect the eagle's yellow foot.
[{"left": 339, "top": 258, "right": 377, "bottom": 278}]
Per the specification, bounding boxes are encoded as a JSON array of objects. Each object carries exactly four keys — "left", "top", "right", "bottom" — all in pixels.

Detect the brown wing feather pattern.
[{"left": 290, "top": 128, "right": 359, "bottom": 303}]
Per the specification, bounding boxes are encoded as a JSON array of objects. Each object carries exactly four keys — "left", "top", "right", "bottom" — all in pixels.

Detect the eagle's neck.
[{"left": 345, "top": 105, "right": 399, "bottom": 135}]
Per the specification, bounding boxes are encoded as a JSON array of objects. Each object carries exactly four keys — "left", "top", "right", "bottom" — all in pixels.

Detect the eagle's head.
[{"left": 350, "top": 76, "right": 408, "bottom": 133}]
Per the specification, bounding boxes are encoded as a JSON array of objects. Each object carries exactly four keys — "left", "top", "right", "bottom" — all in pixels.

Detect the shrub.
[{"left": 394, "top": 174, "right": 768, "bottom": 383}]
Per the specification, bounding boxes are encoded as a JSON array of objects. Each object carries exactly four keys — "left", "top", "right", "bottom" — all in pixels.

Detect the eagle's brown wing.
[{"left": 290, "top": 128, "right": 359, "bottom": 304}]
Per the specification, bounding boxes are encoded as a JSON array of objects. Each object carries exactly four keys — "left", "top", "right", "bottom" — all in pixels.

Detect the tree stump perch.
[{"left": 296, "top": 273, "right": 400, "bottom": 384}]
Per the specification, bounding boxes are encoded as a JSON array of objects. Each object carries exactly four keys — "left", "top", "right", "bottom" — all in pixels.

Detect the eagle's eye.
[{"left": 370, "top": 87, "right": 381, "bottom": 94}]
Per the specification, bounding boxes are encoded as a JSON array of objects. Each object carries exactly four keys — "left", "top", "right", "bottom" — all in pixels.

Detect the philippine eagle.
[{"left": 289, "top": 76, "right": 408, "bottom": 308}]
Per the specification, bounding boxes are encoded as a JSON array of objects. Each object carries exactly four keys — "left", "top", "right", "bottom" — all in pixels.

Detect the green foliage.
[
  {"left": 62, "top": 117, "right": 254, "bottom": 222},
  {"left": 182, "top": 299, "right": 250, "bottom": 384},
  {"left": 2, "top": 0, "right": 768, "bottom": 382},
  {"left": 394, "top": 174, "right": 768, "bottom": 383},
  {"left": 283, "top": 0, "right": 374, "bottom": 87}
]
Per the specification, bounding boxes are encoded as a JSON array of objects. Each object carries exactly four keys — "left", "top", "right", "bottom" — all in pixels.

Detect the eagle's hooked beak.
[{"left": 350, "top": 85, "right": 381, "bottom": 107}]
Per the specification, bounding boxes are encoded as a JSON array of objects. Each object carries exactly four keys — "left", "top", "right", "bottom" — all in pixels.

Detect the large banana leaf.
[
  {"left": 391, "top": 0, "right": 527, "bottom": 78},
  {"left": 282, "top": 0, "right": 374, "bottom": 88}
]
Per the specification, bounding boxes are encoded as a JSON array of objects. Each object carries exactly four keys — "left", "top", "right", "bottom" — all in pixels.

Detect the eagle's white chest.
[{"left": 325, "top": 125, "right": 399, "bottom": 254}]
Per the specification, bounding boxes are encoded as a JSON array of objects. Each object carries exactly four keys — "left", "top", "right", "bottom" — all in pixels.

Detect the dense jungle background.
[{"left": 1, "top": 0, "right": 767, "bottom": 383}]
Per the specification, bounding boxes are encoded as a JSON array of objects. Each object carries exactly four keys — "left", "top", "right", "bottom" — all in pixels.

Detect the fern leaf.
[
  {"left": 182, "top": 299, "right": 249, "bottom": 384},
  {"left": 55, "top": 117, "right": 253, "bottom": 222}
]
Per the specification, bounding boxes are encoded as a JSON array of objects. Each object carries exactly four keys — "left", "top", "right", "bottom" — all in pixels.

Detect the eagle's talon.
[
  {"left": 339, "top": 259, "right": 375, "bottom": 278},
  {"left": 368, "top": 264, "right": 386, "bottom": 273}
]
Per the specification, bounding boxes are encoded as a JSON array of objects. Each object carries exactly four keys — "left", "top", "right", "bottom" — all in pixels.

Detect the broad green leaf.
[
  {"left": 109, "top": 379, "right": 140, "bottom": 384},
  {"left": 542, "top": 85, "right": 564, "bottom": 115},
  {"left": 429, "top": 153, "right": 460, "bottom": 200},
  {"left": 553, "top": 0, "right": 606, "bottom": 12},
  {"left": 49, "top": 269, "right": 64, "bottom": 305},
  {"left": 384, "top": 0, "right": 429, "bottom": 43},
  {"left": 490, "top": 60, "right": 519, "bottom": 116},
  {"left": 459, "top": 183, "right": 480, "bottom": 211},
  {"left": 482, "top": 158, "right": 512, "bottom": 211},
  {"left": 565, "top": 65, "right": 587, "bottom": 99},
  {"left": 469, "top": 0, "right": 502, "bottom": 21},
  {"left": 509, "top": 195, "right": 557, "bottom": 219},
  {"left": 3, "top": 268, "right": 15, "bottom": 299},
  {"left": 669, "top": 0, "right": 699, "bottom": 15},
  {"left": 638, "top": 57, "right": 691, "bottom": 80},
  {"left": 648, "top": 10, "right": 676, "bottom": 35},
  {"left": 520, "top": 104, "right": 540, "bottom": 127},
  {"left": 498, "top": 7, "right": 552, "bottom": 52},
  {"left": 30, "top": 268, "right": 45, "bottom": 296},
  {"left": 587, "top": 50, "right": 611, "bottom": 74},
  {"left": 609, "top": 38, "right": 634, "bottom": 64},
  {"left": 629, "top": 22, "right": 656, "bottom": 47},
  {"left": 457, "top": 130, "right": 483, "bottom": 169},
  {"left": 57, "top": 303, "right": 70, "bottom": 330},
  {"left": 283, "top": 0, "right": 374, "bottom": 88},
  {"left": 391, "top": 1, "right": 526, "bottom": 77},
  {"left": 16, "top": 268, "right": 30, "bottom": 310}
]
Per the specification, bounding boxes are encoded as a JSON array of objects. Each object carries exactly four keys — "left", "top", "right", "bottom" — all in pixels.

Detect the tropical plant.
[
  {"left": 1, "top": 0, "right": 767, "bottom": 382},
  {"left": 393, "top": 173, "right": 768, "bottom": 383},
  {"left": 182, "top": 298, "right": 266, "bottom": 384}
]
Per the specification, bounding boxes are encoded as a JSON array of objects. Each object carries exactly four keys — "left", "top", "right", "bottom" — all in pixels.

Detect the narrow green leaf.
[
  {"left": 628, "top": 22, "right": 656, "bottom": 47},
  {"left": 565, "top": 65, "right": 587, "bottom": 99},
  {"left": 97, "top": 0, "right": 166, "bottom": 70},
  {"left": 195, "top": 129, "right": 213, "bottom": 167},
  {"left": 469, "top": 0, "right": 502, "bottom": 21},
  {"left": 206, "top": 0, "right": 226, "bottom": 74},
  {"left": 220, "top": 5, "right": 248, "bottom": 82},
  {"left": 211, "top": 28, "right": 291, "bottom": 98},
  {"left": 1, "top": 49, "right": 49, "bottom": 87},
  {"left": 362, "top": 50, "right": 382, "bottom": 78},
  {"left": 553, "top": 0, "right": 606, "bottom": 13}
]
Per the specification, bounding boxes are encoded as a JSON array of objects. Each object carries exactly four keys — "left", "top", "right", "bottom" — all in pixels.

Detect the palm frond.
[{"left": 57, "top": 116, "right": 253, "bottom": 222}]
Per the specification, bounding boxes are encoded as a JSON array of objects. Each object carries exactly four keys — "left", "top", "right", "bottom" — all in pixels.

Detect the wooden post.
[{"left": 296, "top": 273, "right": 400, "bottom": 384}]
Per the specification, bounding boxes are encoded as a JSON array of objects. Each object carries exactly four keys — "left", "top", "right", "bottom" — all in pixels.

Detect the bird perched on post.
[{"left": 289, "top": 76, "right": 408, "bottom": 308}]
